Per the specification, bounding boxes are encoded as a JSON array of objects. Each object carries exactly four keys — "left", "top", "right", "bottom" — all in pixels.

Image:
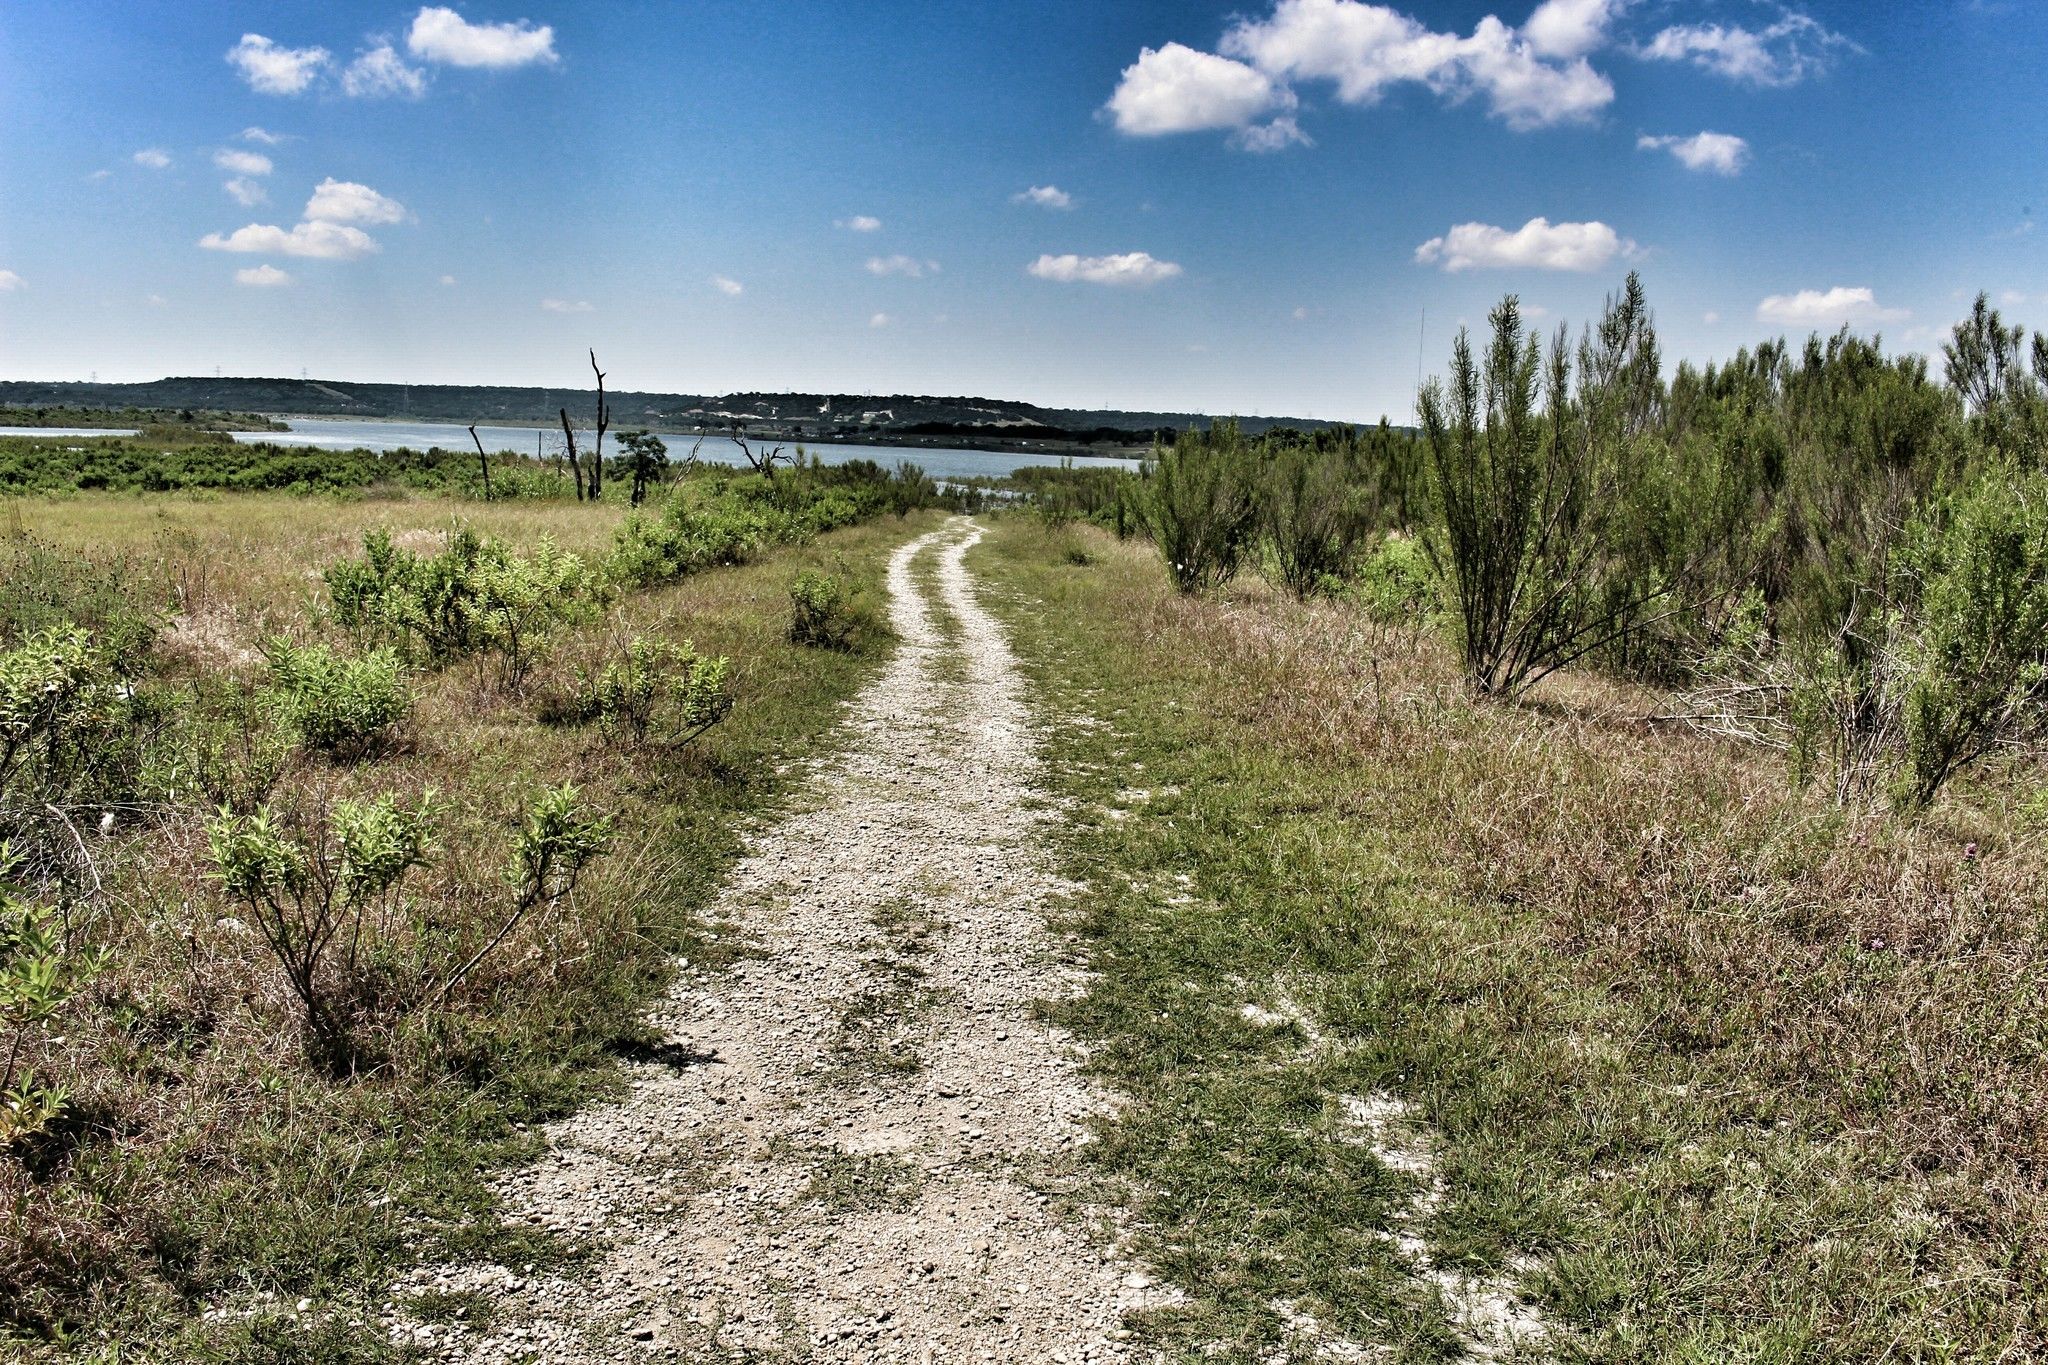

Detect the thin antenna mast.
[{"left": 1414, "top": 309, "right": 1426, "bottom": 426}]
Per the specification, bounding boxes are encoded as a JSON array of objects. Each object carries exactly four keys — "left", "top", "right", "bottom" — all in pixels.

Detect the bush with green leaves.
[
  {"left": 207, "top": 792, "right": 440, "bottom": 1071},
  {"left": 1147, "top": 422, "right": 1262, "bottom": 594},
  {"left": 789, "top": 569, "right": 861, "bottom": 650},
  {"left": 607, "top": 498, "right": 787, "bottom": 589},
  {"left": 1349, "top": 533, "right": 1440, "bottom": 624},
  {"left": 568, "top": 636, "right": 733, "bottom": 744},
  {"left": 1262, "top": 443, "right": 1372, "bottom": 599},
  {"left": 1, "top": 853, "right": 107, "bottom": 1146},
  {"left": 326, "top": 527, "right": 604, "bottom": 684},
  {"left": 259, "top": 638, "right": 409, "bottom": 760}
]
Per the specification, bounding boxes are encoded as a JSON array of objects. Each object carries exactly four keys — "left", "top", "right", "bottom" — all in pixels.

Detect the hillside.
[{"left": 0, "top": 376, "right": 1362, "bottom": 445}]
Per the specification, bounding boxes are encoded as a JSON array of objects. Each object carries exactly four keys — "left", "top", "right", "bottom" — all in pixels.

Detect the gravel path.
[{"left": 392, "top": 517, "right": 1166, "bottom": 1363}]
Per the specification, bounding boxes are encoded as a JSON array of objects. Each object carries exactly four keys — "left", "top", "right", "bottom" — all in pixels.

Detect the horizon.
[{"left": 3, "top": 2, "right": 2042, "bottom": 423}]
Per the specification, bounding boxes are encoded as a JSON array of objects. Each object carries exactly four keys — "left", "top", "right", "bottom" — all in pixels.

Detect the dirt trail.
[{"left": 393, "top": 517, "right": 1165, "bottom": 1363}]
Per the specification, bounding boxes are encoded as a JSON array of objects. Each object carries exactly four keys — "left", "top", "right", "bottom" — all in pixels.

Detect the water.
[
  {"left": 229, "top": 419, "right": 1141, "bottom": 481},
  {"left": 0, "top": 426, "right": 140, "bottom": 438}
]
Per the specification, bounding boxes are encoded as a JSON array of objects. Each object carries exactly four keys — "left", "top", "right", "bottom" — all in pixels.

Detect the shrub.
[
  {"left": 1350, "top": 533, "right": 1439, "bottom": 623},
  {"left": 0, "top": 626, "right": 167, "bottom": 855},
  {"left": 1262, "top": 443, "right": 1371, "bottom": 599},
  {"left": 326, "top": 527, "right": 603, "bottom": 684},
  {"left": 789, "top": 570, "right": 858, "bottom": 649},
  {"left": 207, "top": 792, "right": 440, "bottom": 1071},
  {"left": 260, "top": 638, "right": 409, "bottom": 760},
  {"left": 569, "top": 637, "right": 732, "bottom": 744},
  {"left": 1, "top": 857, "right": 107, "bottom": 1146},
  {"left": 1147, "top": 422, "right": 1261, "bottom": 594}
]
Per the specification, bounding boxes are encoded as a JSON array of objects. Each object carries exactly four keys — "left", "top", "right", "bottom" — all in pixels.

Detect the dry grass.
[
  {"left": 980, "top": 519, "right": 2048, "bottom": 1361},
  {"left": 0, "top": 490, "right": 937, "bottom": 1359}
]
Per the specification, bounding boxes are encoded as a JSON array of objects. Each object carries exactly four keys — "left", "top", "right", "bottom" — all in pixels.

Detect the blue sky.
[{"left": 1, "top": 1, "right": 2043, "bottom": 421}]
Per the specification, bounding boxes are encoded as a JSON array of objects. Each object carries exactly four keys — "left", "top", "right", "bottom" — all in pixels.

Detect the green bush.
[
  {"left": 1147, "top": 422, "right": 1261, "bottom": 594},
  {"left": 1349, "top": 533, "right": 1439, "bottom": 623},
  {"left": 326, "top": 527, "right": 604, "bottom": 684},
  {"left": 789, "top": 569, "right": 859, "bottom": 649},
  {"left": 568, "top": 636, "right": 732, "bottom": 744},
  {"left": 1, "top": 853, "right": 108, "bottom": 1145},
  {"left": 0, "top": 626, "right": 166, "bottom": 833},
  {"left": 1262, "top": 443, "right": 1371, "bottom": 599},
  {"left": 260, "top": 639, "right": 409, "bottom": 760}
]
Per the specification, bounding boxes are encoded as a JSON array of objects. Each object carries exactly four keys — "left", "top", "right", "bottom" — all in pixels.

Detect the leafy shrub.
[
  {"left": 326, "top": 527, "right": 603, "bottom": 684},
  {"left": 567, "top": 637, "right": 732, "bottom": 744},
  {"left": 260, "top": 638, "right": 409, "bottom": 760},
  {"left": 0, "top": 626, "right": 166, "bottom": 839},
  {"left": 1, "top": 856, "right": 108, "bottom": 1145},
  {"left": 1262, "top": 443, "right": 1371, "bottom": 599},
  {"left": 1147, "top": 422, "right": 1261, "bottom": 594},
  {"left": 207, "top": 793, "right": 440, "bottom": 1071},
  {"left": 607, "top": 499, "right": 786, "bottom": 589},
  {"left": 1350, "top": 533, "right": 1439, "bottom": 623},
  {"left": 789, "top": 570, "right": 860, "bottom": 649}
]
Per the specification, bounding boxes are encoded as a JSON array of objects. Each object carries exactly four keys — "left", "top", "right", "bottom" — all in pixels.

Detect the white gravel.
[{"left": 391, "top": 517, "right": 1168, "bottom": 1363}]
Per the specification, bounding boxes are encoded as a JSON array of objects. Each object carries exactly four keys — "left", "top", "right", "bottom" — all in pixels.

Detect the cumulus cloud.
[
  {"left": 865, "top": 254, "right": 937, "bottom": 278},
  {"left": 1639, "top": 10, "right": 1857, "bottom": 87},
  {"left": 1106, "top": 43, "right": 1293, "bottom": 135},
  {"left": 225, "top": 177, "right": 268, "bottom": 207},
  {"left": 235, "top": 265, "right": 292, "bottom": 287},
  {"left": 133, "top": 149, "right": 172, "bottom": 170},
  {"left": 1414, "top": 216, "right": 1634, "bottom": 271},
  {"left": 835, "top": 215, "right": 882, "bottom": 232},
  {"left": 541, "top": 298, "right": 593, "bottom": 313},
  {"left": 304, "top": 178, "right": 408, "bottom": 226},
  {"left": 241, "top": 126, "right": 289, "bottom": 145},
  {"left": 0, "top": 271, "right": 22, "bottom": 292},
  {"left": 344, "top": 44, "right": 428, "bottom": 98},
  {"left": 407, "top": 7, "right": 558, "bottom": 68},
  {"left": 1027, "top": 251, "right": 1183, "bottom": 287},
  {"left": 1637, "top": 130, "right": 1749, "bottom": 175},
  {"left": 1756, "top": 286, "right": 1906, "bottom": 328},
  {"left": 1013, "top": 185, "right": 1074, "bottom": 210},
  {"left": 1232, "top": 115, "right": 1313, "bottom": 151},
  {"left": 214, "top": 149, "right": 274, "bottom": 177},
  {"left": 710, "top": 275, "right": 744, "bottom": 296},
  {"left": 440, "top": 274, "right": 458, "bottom": 286},
  {"left": 869, "top": 312, "right": 892, "bottom": 328},
  {"left": 227, "top": 34, "right": 331, "bottom": 95},
  {"left": 199, "top": 221, "right": 379, "bottom": 260},
  {"left": 1521, "top": 0, "right": 1630, "bottom": 59}
]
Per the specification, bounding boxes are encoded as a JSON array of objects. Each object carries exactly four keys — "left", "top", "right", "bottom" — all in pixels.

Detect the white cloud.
[
  {"left": 1756, "top": 286, "right": 1906, "bottom": 328},
  {"left": 1414, "top": 216, "right": 1634, "bottom": 272},
  {"left": 133, "top": 148, "right": 172, "bottom": 170},
  {"left": 865, "top": 254, "right": 937, "bottom": 278},
  {"left": 227, "top": 34, "right": 331, "bottom": 95},
  {"left": 214, "top": 149, "right": 274, "bottom": 177},
  {"left": 225, "top": 177, "right": 269, "bottom": 207},
  {"left": 0, "top": 271, "right": 22, "bottom": 292},
  {"left": 1027, "top": 251, "right": 1183, "bottom": 287},
  {"left": 88, "top": 169, "right": 113, "bottom": 182},
  {"left": 146, "top": 293, "right": 167, "bottom": 306},
  {"left": 304, "top": 178, "right": 409, "bottom": 226},
  {"left": 1637, "top": 131, "right": 1749, "bottom": 175},
  {"left": 541, "top": 298, "right": 593, "bottom": 313},
  {"left": 199, "top": 221, "right": 380, "bottom": 260},
  {"left": 1113, "top": 1, "right": 1617, "bottom": 145},
  {"left": 710, "top": 275, "right": 744, "bottom": 296},
  {"left": 1106, "top": 43, "right": 1293, "bottom": 135},
  {"left": 869, "top": 312, "right": 893, "bottom": 328},
  {"left": 407, "top": 7, "right": 558, "bottom": 68},
  {"left": 344, "top": 44, "right": 428, "bottom": 98},
  {"left": 440, "top": 274, "right": 458, "bottom": 286},
  {"left": 235, "top": 265, "right": 292, "bottom": 287},
  {"left": 241, "top": 126, "right": 289, "bottom": 145},
  {"left": 1522, "top": 0, "right": 1629, "bottom": 59},
  {"left": 1013, "top": 185, "right": 1074, "bottom": 210},
  {"left": 2001, "top": 290, "right": 2027, "bottom": 307},
  {"left": 1639, "top": 11, "right": 1857, "bottom": 87},
  {"left": 1703, "top": 309, "right": 1720, "bottom": 324},
  {"left": 1232, "top": 115, "right": 1312, "bottom": 151},
  {"left": 835, "top": 215, "right": 882, "bottom": 232}
]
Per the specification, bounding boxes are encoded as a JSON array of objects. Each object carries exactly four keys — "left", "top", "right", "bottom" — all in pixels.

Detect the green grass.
[
  {"left": 973, "top": 517, "right": 2045, "bottom": 1363},
  {"left": 4, "top": 497, "right": 943, "bottom": 1361}
]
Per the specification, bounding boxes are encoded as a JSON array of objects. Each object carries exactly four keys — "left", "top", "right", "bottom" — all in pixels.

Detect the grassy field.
[
  {"left": 976, "top": 517, "right": 2045, "bottom": 1363},
  {"left": 1, "top": 486, "right": 936, "bottom": 1360}
]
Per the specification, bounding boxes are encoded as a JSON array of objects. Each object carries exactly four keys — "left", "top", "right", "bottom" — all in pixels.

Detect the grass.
[
  {"left": 974, "top": 517, "right": 2048, "bottom": 1363},
  {"left": 1, "top": 486, "right": 942, "bottom": 1360}
]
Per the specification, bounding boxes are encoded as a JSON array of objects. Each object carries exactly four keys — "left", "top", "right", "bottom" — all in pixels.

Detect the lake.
[{"left": 229, "top": 419, "right": 1142, "bottom": 481}]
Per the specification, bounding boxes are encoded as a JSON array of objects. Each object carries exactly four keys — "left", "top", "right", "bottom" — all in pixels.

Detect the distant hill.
[{"left": 0, "top": 376, "right": 1371, "bottom": 447}]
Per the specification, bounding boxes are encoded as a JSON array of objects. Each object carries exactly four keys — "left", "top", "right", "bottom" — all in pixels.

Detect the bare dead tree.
[
  {"left": 728, "top": 419, "right": 790, "bottom": 479},
  {"left": 589, "top": 350, "right": 610, "bottom": 500},
  {"left": 467, "top": 424, "right": 493, "bottom": 501},
  {"left": 560, "top": 407, "right": 585, "bottom": 502}
]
